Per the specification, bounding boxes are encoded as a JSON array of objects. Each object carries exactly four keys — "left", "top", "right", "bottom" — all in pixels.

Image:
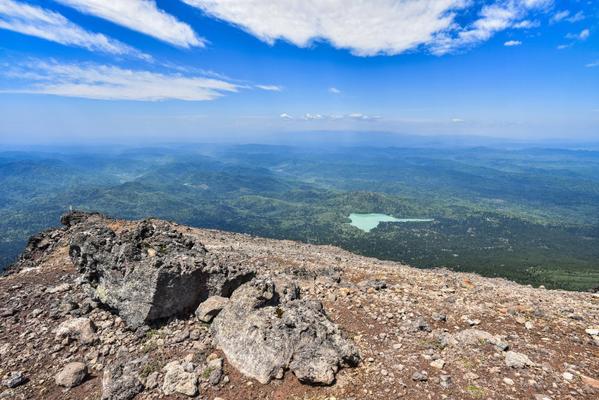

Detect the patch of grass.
[
  {"left": 459, "top": 358, "right": 477, "bottom": 370},
  {"left": 145, "top": 329, "right": 162, "bottom": 340},
  {"left": 140, "top": 359, "right": 163, "bottom": 378},
  {"left": 201, "top": 366, "right": 215, "bottom": 379},
  {"left": 465, "top": 385, "right": 485, "bottom": 398}
]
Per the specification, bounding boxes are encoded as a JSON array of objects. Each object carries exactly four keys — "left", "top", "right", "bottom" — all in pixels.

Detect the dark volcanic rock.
[
  {"left": 211, "top": 278, "right": 360, "bottom": 385},
  {"left": 65, "top": 212, "right": 253, "bottom": 328},
  {"left": 101, "top": 353, "right": 144, "bottom": 400}
]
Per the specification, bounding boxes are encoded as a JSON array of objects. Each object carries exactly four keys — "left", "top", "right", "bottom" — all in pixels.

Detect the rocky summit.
[{"left": 1, "top": 212, "right": 598, "bottom": 399}]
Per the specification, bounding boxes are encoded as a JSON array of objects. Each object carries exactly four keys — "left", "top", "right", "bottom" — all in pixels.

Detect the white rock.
[
  {"left": 195, "top": 296, "right": 229, "bottom": 323},
  {"left": 55, "top": 362, "right": 87, "bottom": 388},
  {"left": 162, "top": 362, "right": 198, "bottom": 397},
  {"left": 562, "top": 372, "right": 574, "bottom": 381},
  {"left": 55, "top": 318, "right": 96, "bottom": 345},
  {"left": 505, "top": 351, "right": 534, "bottom": 368}
]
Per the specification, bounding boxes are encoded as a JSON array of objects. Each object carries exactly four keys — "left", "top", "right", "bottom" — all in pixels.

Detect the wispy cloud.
[
  {"left": 279, "top": 112, "right": 381, "bottom": 121},
  {"left": 255, "top": 84, "right": 283, "bottom": 91},
  {"left": 551, "top": 10, "right": 585, "bottom": 24},
  {"left": 184, "top": 0, "right": 551, "bottom": 56},
  {"left": 566, "top": 28, "right": 590, "bottom": 41},
  {"left": 504, "top": 40, "right": 522, "bottom": 46},
  {"left": 431, "top": 0, "right": 552, "bottom": 55},
  {"left": 452, "top": 118, "right": 465, "bottom": 123},
  {"left": 2, "top": 61, "right": 241, "bottom": 101},
  {"left": 0, "top": 0, "right": 147, "bottom": 58},
  {"left": 559, "top": 28, "right": 590, "bottom": 49},
  {"left": 586, "top": 61, "right": 599, "bottom": 68},
  {"left": 329, "top": 87, "right": 341, "bottom": 94},
  {"left": 55, "top": 0, "right": 203, "bottom": 48}
]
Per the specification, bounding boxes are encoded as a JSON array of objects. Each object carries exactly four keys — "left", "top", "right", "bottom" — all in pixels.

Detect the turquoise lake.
[{"left": 348, "top": 213, "right": 434, "bottom": 232}]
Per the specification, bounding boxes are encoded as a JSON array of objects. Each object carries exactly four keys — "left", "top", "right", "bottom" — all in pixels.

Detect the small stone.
[
  {"left": 55, "top": 317, "right": 96, "bottom": 345},
  {"left": 145, "top": 372, "right": 159, "bottom": 390},
  {"left": 585, "top": 328, "right": 599, "bottom": 336},
  {"left": 411, "top": 371, "right": 428, "bottom": 381},
  {"left": 414, "top": 317, "right": 431, "bottom": 332},
  {"left": 503, "top": 377, "right": 514, "bottom": 385},
  {"left": 30, "top": 308, "right": 43, "bottom": 318},
  {"left": 562, "top": 372, "right": 574, "bottom": 381},
  {"left": 162, "top": 361, "right": 198, "bottom": 397},
  {"left": 505, "top": 351, "right": 534, "bottom": 368},
  {"left": 439, "top": 374, "right": 452, "bottom": 389},
  {"left": 101, "top": 357, "right": 144, "bottom": 400},
  {"left": 195, "top": 296, "right": 230, "bottom": 323},
  {"left": 55, "top": 362, "right": 88, "bottom": 388},
  {"left": 495, "top": 341, "right": 510, "bottom": 351},
  {"left": 207, "top": 358, "right": 224, "bottom": 385},
  {"left": 2, "top": 371, "right": 28, "bottom": 388},
  {"left": 171, "top": 329, "right": 189, "bottom": 344},
  {"left": 47, "top": 283, "right": 71, "bottom": 294},
  {"left": 432, "top": 313, "right": 447, "bottom": 322},
  {"left": 430, "top": 359, "right": 445, "bottom": 369},
  {"left": 0, "top": 308, "right": 16, "bottom": 318}
]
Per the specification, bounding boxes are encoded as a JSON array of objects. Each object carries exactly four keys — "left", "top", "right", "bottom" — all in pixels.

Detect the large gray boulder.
[
  {"left": 211, "top": 278, "right": 359, "bottom": 385},
  {"left": 66, "top": 213, "right": 253, "bottom": 328}
]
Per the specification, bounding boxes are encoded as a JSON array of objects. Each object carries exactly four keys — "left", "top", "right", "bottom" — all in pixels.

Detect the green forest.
[{"left": 2, "top": 143, "right": 599, "bottom": 291}]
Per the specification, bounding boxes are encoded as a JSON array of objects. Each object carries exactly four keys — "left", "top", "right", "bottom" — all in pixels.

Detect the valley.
[{"left": 1, "top": 141, "right": 599, "bottom": 291}]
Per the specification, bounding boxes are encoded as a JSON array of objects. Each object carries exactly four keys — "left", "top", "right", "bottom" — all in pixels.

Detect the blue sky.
[{"left": 0, "top": 0, "right": 597, "bottom": 144}]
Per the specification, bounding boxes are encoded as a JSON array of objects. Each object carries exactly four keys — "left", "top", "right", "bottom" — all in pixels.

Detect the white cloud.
[
  {"left": 586, "top": 61, "right": 599, "bottom": 68},
  {"left": 565, "top": 28, "right": 590, "bottom": 41},
  {"left": 559, "top": 28, "right": 590, "bottom": 49},
  {"left": 0, "top": 0, "right": 146, "bottom": 58},
  {"left": 183, "top": 0, "right": 467, "bottom": 56},
  {"left": 278, "top": 112, "right": 380, "bottom": 121},
  {"left": 431, "top": 0, "right": 551, "bottom": 55},
  {"left": 184, "top": 0, "right": 551, "bottom": 56},
  {"left": 566, "top": 11, "right": 585, "bottom": 23},
  {"left": 551, "top": 10, "right": 585, "bottom": 24},
  {"left": 452, "top": 118, "right": 465, "bottom": 123},
  {"left": 304, "top": 113, "right": 325, "bottom": 120},
  {"left": 347, "top": 112, "right": 381, "bottom": 120},
  {"left": 329, "top": 87, "right": 341, "bottom": 94},
  {"left": 551, "top": 10, "right": 570, "bottom": 23},
  {"left": 55, "top": 0, "right": 203, "bottom": 48},
  {"left": 504, "top": 40, "right": 522, "bottom": 46},
  {"left": 2, "top": 61, "right": 241, "bottom": 101},
  {"left": 255, "top": 84, "right": 283, "bottom": 91}
]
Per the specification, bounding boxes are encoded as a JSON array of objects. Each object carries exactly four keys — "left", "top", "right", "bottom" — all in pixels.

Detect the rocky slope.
[{"left": 1, "top": 212, "right": 598, "bottom": 400}]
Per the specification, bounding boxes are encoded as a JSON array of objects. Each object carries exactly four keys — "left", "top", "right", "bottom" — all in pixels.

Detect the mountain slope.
[{"left": 1, "top": 214, "right": 598, "bottom": 399}]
